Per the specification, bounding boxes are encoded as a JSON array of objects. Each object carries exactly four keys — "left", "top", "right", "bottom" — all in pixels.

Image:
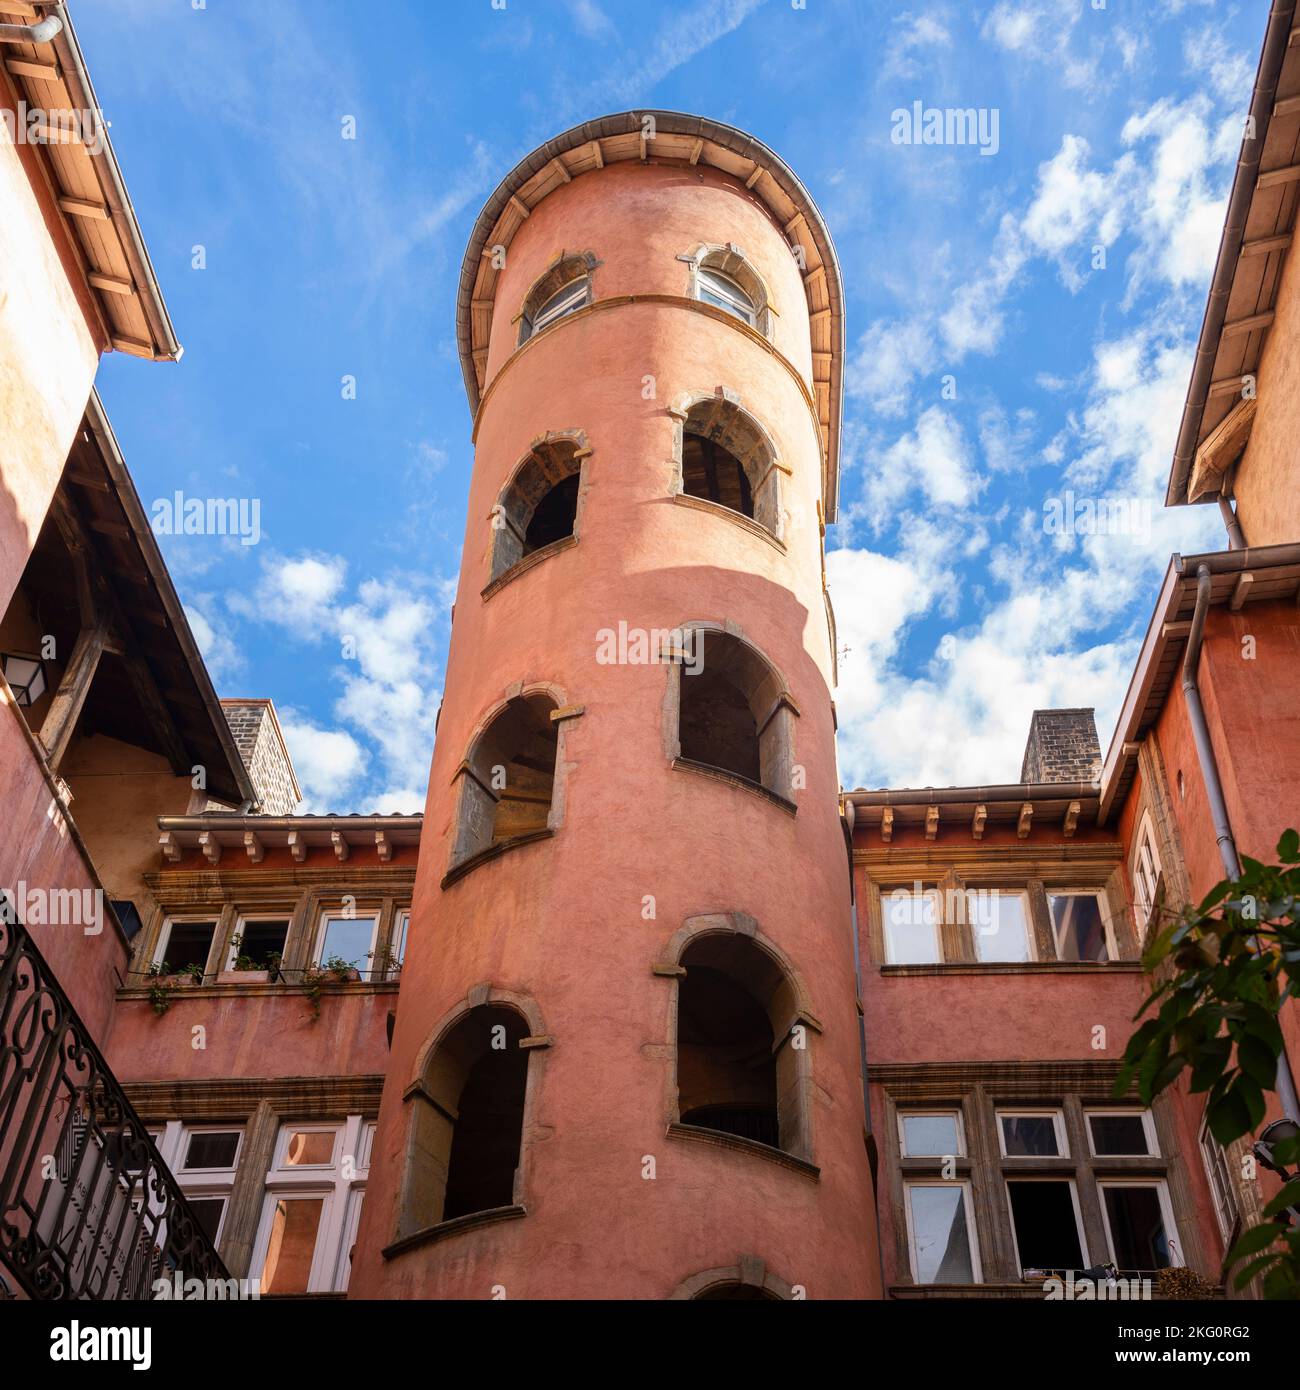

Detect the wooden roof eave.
[{"left": 1167, "top": 0, "right": 1297, "bottom": 506}]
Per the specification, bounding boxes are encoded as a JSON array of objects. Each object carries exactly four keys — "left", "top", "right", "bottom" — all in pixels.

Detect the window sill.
[
  {"left": 481, "top": 534, "right": 577, "bottom": 600},
  {"left": 382, "top": 1203, "right": 526, "bottom": 1260},
  {"left": 441, "top": 828, "right": 555, "bottom": 889},
  {"left": 669, "top": 492, "right": 785, "bottom": 552},
  {"left": 667, "top": 1121, "right": 819, "bottom": 1179},
  {"left": 889, "top": 1282, "right": 1055, "bottom": 1300},
  {"left": 671, "top": 757, "right": 797, "bottom": 815},
  {"left": 879, "top": 961, "right": 1142, "bottom": 977},
  {"left": 118, "top": 979, "right": 400, "bottom": 1001}
]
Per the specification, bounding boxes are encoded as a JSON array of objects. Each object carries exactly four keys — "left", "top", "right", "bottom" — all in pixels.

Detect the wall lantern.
[{"left": 1, "top": 653, "right": 48, "bottom": 706}]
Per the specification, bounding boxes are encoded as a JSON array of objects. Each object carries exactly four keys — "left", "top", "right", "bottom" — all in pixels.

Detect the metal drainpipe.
[
  {"left": 1182, "top": 562, "right": 1300, "bottom": 1123},
  {"left": 0, "top": 2, "right": 62, "bottom": 43},
  {"left": 1216, "top": 493, "right": 1247, "bottom": 551}
]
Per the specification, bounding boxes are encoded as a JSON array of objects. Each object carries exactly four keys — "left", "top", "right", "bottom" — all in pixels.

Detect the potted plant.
[
  {"left": 216, "top": 934, "right": 273, "bottom": 984},
  {"left": 368, "top": 943, "right": 400, "bottom": 980},
  {"left": 300, "top": 955, "right": 360, "bottom": 1021},
  {"left": 145, "top": 960, "right": 203, "bottom": 1016}
]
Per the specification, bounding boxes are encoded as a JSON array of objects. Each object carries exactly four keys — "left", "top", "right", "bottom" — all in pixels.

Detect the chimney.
[
  {"left": 219, "top": 699, "right": 302, "bottom": 814},
  {"left": 1019, "top": 708, "right": 1101, "bottom": 786}
]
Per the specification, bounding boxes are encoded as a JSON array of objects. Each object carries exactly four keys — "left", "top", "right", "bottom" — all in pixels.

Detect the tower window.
[
  {"left": 676, "top": 629, "right": 796, "bottom": 802},
  {"left": 696, "top": 266, "right": 756, "bottom": 326},
  {"left": 518, "top": 254, "right": 596, "bottom": 344},
  {"left": 398, "top": 1005, "right": 530, "bottom": 1234},
  {"left": 677, "top": 398, "right": 782, "bottom": 538},
  {"left": 675, "top": 933, "right": 810, "bottom": 1160},
  {"left": 451, "top": 693, "right": 558, "bottom": 868},
  {"left": 490, "top": 437, "right": 585, "bottom": 583}
]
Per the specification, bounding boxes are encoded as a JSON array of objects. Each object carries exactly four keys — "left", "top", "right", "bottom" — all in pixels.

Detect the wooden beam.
[
  {"left": 38, "top": 622, "right": 108, "bottom": 770},
  {"left": 1240, "top": 232, "right": 1292, "bottom": 257},
  {"left": 925, "top": 805, "right": 939, "bottom": 841},
  {"left": 375, "top": 830, "right": 393, "bottom": 863},
  {"left": 589, "top": 138, "right": 603, "bottom": 169},
  {"left": 1273, "top": 95, "right": 1300, "bottom": 118},
  {"left": 508, "top": 193, "right": 530, "bottom": 220},
  {"left": 1162, "top": 621, "right": 1193, "bottom": 640},
  {"left": 88, "top": 272, "right": 134, "bottom": 297},
  {"left": 1220, "top": 310, "right": 1275, "bottom": 337},
  {"left": 688, "top": 138, "right": 704, "bottom": 165},
  {"left": 331, "top": 830, "right": 350, "bottom": 862},
  {"left": 548, "top": 157, "right": 571, "bottom": 184},
  {"left": 287, "top": 831, "right": 308, "bottom": 864},
  {"left": 1190, "top": 396, "right": 1256, "bottom": 501},
  {"left": 1229, "top": 572, "right": 1255, "bottom": 611},
  {"left": 243, "top": 831, "right": 264, "bottom": 864},
  {"left": 6, "top": 56, "right": 59, "bottom": 80},
  {"left": 1017, "top": 802, "right": 1033, "bottom": 839},
  {"left": 64, "top": 470, "right": 110, "bottom": 492},
  {"left": 111, "top": 335, "right": 154, "bottom": 358},
  {"left": 58, "top": 195, "right": 109, "bottom": 221},
  {"left": 158, "top": 831, "right": 182, "bottom": 864},
  {"left": 745, "top": 164, "right": 764, "bottom": 189},
  {"left": 198, "top": 831, "right": 221, "bottom": 866},
  {"left": 120, "top": 648, "right": 191, "bottom": 774},
  {"left": 880, "top": 806, "right": 893, "bottom": 843},
  {"left": 1063, "top": 800, "right": 1080, "bottom": 838},
  {"left": 1255, "top": 164, "right": 1300, "bottom": 189},
  {"left": 971, "top": 804, "right": 987, "bottom": 840},
  {"left": 87, "top": 517, "right": 131, "bottom": 540}
]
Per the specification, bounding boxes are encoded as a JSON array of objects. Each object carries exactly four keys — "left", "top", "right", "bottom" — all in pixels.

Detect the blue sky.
[{"left": 82, "top": 0, "right": 1256, "bottom": 810}]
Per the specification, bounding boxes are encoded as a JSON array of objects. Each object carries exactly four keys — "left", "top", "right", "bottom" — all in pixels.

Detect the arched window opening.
[
  {"left": 518, "top": 256, "right": 593, "bottom": 344},
  {"left": 678, "top": 398, "right": 781, "bottom": 536},
  {"left": 452, "top": 693, "right": 558, "bottom": 867},
  {"left": 696, "top": 266, "right": 756, "bottom": 326},
  {"left": 490, "top": 438, "right": 584, "bottom": 582},
  {"left": 676, "top": 629, "right": 796, "bottom": 802},
  {"left": 676, "top": 934, "right": 807, "bottom": 1159},
  {"left": 399, "top": 1005, "right": 529, "bottom": 1233},
  {"left": 694, "top": 1282, "right": 781, "bottom": 1301}
]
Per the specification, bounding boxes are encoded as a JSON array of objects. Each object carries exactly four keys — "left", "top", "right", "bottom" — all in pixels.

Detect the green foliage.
[{"left": 1118, "top": 831, "right": 1300, "bottom": 1298}]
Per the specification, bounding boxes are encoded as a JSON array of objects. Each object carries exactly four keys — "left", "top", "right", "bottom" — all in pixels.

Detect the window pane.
[
  {"left": 884, "top": 891, "right": 939, "bottom": 964},
  {"left": 187, "top": 1197, "right": 225, "bottom": 1245},
  {"left": 183, "top": 1130, "right": 240, "bottom": 1170},
  {"left": 284, "top": 1129, "right": 336, "bottom": 1167},
  {"left": 237, "top": 920, "right": 288, "bottom": 968},
  {"left": 901, "top": 1113, "right": 960, "bottom": 1157},
  {"left": 1001, "top": 1114, "right": 1060, "bottom": 1156},
  {"left": 1008, "top": 1180, "right": 1084, "bottom": 1273},
  {"left": 908, "top": 1186, "right": 974, "bottom": 1283},
  {"left": 162, "top": 922, "right": 216, "bottom": 972},
  {"left": 1104, "top": 1186, "right": 1172, "bottom": 1271},
  {"left": 1050, "top": 894, "right": 1109, "bottom": 962},
  {"left": 317, "top": 916, "right": 376, "bottom": 970},
  {"left": 970, "top": 891, "right": 1030, "bottom": 962},
  {"left": 394, "top": 912, "right": 409, "bottom": 965},
  {"left": 1088, "top": 1113, "right": 1150, "bottom": 1156},
  {"left": 260, "top": 1197, "right": 324, "bottom": 1294}
]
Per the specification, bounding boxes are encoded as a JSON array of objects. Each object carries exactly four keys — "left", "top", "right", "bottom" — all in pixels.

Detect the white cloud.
[
  {"left": 569, "top": 0, "right": 616, "bottom": 40},
  {"left": 185, "top": 601, "right": 244, "bottom": 684},
  {"left": 277, "top": 710, "right": 366, "bottom": 810},
  {"left": 881, "top": 10, "right": 952, "bottom": 80}
]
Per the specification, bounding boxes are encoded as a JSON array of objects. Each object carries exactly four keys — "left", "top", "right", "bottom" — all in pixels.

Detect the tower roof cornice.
[{"left": 455, "top": 110, "right": 845, "bottom": 521}]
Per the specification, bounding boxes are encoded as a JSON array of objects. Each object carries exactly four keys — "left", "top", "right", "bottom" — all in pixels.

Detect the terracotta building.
[{"left": 1, "top": 2, "right": 1298, "bottom": 1304}]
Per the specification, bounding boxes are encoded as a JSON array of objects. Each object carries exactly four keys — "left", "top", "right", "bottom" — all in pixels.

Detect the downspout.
[
  {"left": 1182, "top": 563, "right": 1300, "bottom": 1124},
  {"left": 1216, "top": 494, "right": 1247, "bottom": 551},
  {"left": 0, "top": 3, "right": 62, "bottom": 43}
]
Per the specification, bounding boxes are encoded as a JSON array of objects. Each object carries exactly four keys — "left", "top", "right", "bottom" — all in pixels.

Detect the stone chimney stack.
[
  {"left": 220, "top": 698, "right": 301, "bottom": 814},
  {"left": 1019, "top": 708, "right": 1102, "bottom": 785}
]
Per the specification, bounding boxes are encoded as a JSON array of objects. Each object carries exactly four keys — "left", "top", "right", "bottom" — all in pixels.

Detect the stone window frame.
[
  {"left": 443, "top": 681, "right": 581, "bottom": 887},
  {"left": 653, "top": 911, "right": 821, "bottom": 1174},
  {"left": 386, "top": 983, "right": 551, "bottom": 1257},
  {"left": 483, "top": 430, "right": 592, "bottom": 596},
  {"left": 662, "top": 620, "right": 800, "bottom": 813},
  {"left": 667, "top": 1255, "right": 798, "bottom": 1300},
  {"left": 875, "top": 1063, "right": 1206, "bottom": 1292},
  {"left": 667, "top": 389, "right": 790, "bottom": 546},
  {"left": 902, "top": 1176, "right": 984, "bottom": 1285},
  {"left": 677, "top": 242, "right": 776, "bottom": 340},
  {"left": 513, "top": 250, "right": 600, "bottom": 345},
  {"left": 863, "top": 854, "right": 1139, "bottom": 971}
]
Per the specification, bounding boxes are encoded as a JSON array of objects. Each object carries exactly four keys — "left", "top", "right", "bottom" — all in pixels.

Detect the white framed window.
[
  {"left": 313, "top": 910, "right": 380, "bottom": 977},
  {"left": 696, "top": 266, "right": 756, "bottom": 326},
  {"left": 898, "top": 1110, "right": 965, "bottom": 1158},
  {"left": 1086, "top": 1109, "right": 1156, "bottom": 1157},
  {"left": 391, "top": 909, "right": 410, "bottom": 973},
  {"left": 153, "top": 917, "right": 219, "bottom": 975},
  {"left": 968, "top": 889, "right": 1032, "bottom": 963},
  {"left": 526, "top": 276, "right": 589, "bottom": 336},
  {"left": 1006, "top": 1177, "right": 1088, "bottom": 1275},
  {"left": 227, "top": 916, "right": 290, "bottom": 971},
  {"left": 251, "top": 1115, "right": 373, "bottom": 1295},
  {"left": 997, "top": 1108, "right": 1067, "bottom": 1157},
  {"left": 1098, "top": 1179, "right": 1180, "bottom": 1272},
  {"left": 150, "top": 1121, "right": 244, "bottom": 1248},
  {"left": 882, "top": 887, "right": 941, "bottom": 965},
  {"left": 1132, "top": 810, "right": 1163, "bottom": 931},
  {"left": 1048, "top": 891, "right": 1113, "bottom": 962},
  {"left": 903, "top": 1181, "right": 981, "bottom": 1284},
  {"left": 1199, "top": 1116, "right": 1240, "bottom": 1246}
]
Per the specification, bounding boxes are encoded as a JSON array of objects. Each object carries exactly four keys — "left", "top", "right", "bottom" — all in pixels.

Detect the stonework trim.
[{"left": 667, "top": 1257, "right": 797, "bottom": 1300}]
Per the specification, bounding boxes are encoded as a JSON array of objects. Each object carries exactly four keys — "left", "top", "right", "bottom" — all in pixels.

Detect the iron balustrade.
[{"left": 0, "top": 919, "right": 230, "bottom": 1299}]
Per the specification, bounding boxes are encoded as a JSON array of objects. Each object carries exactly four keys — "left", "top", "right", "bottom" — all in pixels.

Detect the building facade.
[{"left": 1, "top": 2, "right": 1298, "bottom": 1303}]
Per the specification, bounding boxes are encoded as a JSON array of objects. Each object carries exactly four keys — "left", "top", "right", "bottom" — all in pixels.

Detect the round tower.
[{"left": 349, "top": 112, "right": 880, "bottom": 1300}]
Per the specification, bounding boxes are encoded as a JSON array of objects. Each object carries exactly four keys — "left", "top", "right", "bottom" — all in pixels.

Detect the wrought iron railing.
[{"left": 0, "top": 919, "right": 229, "bottom": 1299}]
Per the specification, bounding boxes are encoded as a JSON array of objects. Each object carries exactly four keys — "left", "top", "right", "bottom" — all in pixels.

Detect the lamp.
[
  {"left": 0, "top": 653, "right": 47, "bottom": 706},
  {"left": 1253, "top": 1117, "right": 1300, "bottom": 1177}
]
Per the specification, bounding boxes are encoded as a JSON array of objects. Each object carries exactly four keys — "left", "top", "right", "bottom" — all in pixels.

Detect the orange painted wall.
[{"left": 350, "top": 160, "right": 878, "bottom": 1300}]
